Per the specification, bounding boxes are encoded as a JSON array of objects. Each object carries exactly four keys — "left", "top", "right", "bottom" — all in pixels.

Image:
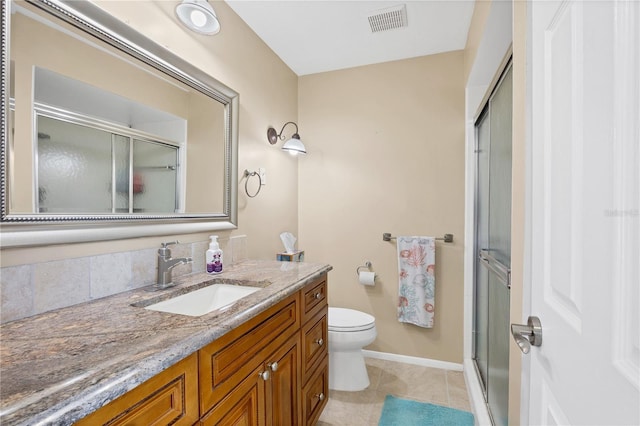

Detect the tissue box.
[{"left": 277, "top": 251, "right": 304, "bottom": 262}]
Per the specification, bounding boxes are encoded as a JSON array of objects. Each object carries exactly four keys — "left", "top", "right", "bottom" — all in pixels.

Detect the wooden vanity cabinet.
[{"left": 75, "top": 274, "right": 328, "bottom": 426}]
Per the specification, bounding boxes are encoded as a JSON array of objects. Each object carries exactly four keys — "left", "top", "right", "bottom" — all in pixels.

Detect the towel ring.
[{"left": 243, "top": 170, "right": 262, "bottom": 198}]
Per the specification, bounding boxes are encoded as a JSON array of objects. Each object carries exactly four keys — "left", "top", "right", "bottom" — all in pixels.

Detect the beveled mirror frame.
[{"left": 0, "top": 0, "right": 239, "bottom": 247}]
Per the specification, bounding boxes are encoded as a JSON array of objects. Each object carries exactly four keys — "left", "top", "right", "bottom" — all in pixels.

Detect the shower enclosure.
[{"left": 473, "top": 62, "right": 512, "bottom": 426}]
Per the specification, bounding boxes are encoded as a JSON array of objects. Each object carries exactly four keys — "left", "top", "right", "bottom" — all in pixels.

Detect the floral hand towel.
[{"left": 397, "top": 236, "right": 436, "bottom": 328}]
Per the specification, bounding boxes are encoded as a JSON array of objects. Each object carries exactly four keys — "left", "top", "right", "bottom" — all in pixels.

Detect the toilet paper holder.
[{"left": 356, "top": 261, "right": 373, "bottom": 277}]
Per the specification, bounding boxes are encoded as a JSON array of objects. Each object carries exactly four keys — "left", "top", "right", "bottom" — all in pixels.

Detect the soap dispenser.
[{"left": 206, "top": 235, "right": 223, "bottom": 274}]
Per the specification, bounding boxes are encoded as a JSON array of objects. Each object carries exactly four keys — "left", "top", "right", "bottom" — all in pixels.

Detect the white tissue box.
[{"left": 277, "top": 251, "right": 304, "bottom": 262}]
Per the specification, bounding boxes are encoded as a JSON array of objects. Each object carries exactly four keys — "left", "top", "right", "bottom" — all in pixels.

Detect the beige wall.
[
  {"left": 298, "top": 52, "right": 466, "bottom": 363},
  {"left": 1, "top": 0, "right": 299, "bottom": 266}
]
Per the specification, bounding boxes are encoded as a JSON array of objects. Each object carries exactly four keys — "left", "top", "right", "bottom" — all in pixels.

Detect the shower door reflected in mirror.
[{"left": 36, "top": 115, "right": 179, "bottom": 214}]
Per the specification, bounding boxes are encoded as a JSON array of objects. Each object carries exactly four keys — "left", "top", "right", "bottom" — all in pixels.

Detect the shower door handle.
[
  {"left": 479, "top": 249, "right": 511, "bottom": 289},
  {"left": 511, "top": 316, "right": 542, "bottom": 354}
]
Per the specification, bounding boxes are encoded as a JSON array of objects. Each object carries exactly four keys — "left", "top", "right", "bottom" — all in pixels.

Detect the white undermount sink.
[{"left": 144, "top": 284, "right": 260, "bottom": 317}]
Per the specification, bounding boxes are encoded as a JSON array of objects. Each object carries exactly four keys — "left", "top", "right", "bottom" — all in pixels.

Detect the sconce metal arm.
[{"left": 267, "top": 121, "right": 299, "bottom": 144}]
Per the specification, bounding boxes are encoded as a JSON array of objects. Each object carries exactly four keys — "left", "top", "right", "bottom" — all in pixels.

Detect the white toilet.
[{"left": 328, "top": 307, "right": 377, "bottom": 391}]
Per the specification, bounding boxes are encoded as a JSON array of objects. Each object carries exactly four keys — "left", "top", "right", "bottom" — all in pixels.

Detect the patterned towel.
[{"left": 397, "top": 236, "right": 436, "bottom": 328}]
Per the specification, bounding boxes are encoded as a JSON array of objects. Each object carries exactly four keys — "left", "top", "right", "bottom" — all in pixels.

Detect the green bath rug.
[{"left": 378, "top": 395, "right": 474, "bottom": 426}]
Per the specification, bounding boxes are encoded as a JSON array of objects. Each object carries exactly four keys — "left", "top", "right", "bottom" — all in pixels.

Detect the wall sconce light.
[
  {"left": 175, "top": 0, "right": 220, "bottom": 35},
  {"left": 267, "top": 121, "right": 307, "bottom": 155}
]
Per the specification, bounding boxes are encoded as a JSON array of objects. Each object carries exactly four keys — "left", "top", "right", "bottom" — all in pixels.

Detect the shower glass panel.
[
  {"left": 113, "top": 134, "right": 130, "bottom": 213},
  {"left": 474, "top": 107, "right": 491, "bottom": 393},
  {"left": 37, "top": 115, "right": 112, "bottom": 213},
  {"left": 489, "top": 68, "right": 513, "bottom": 266},
  {"left": 473, "top": 63, "right": 512, "bottom": 426},
  {"left": 132, "top": 140, "right": 178, "bottom": 213}
]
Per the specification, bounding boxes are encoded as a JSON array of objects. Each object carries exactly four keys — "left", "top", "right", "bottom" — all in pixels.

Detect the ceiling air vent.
[{"left": 367, "top": 4, "right": 408, "bottom": 33}]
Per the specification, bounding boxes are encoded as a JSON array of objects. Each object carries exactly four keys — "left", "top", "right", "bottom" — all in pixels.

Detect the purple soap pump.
[{"left": 206, "top": 235, "right": 223, "bottom": 274}]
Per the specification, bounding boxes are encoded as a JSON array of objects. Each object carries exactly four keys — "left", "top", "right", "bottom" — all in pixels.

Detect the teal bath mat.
[{"left": 378, "top": 395, "right": 474, "bottom": 426}]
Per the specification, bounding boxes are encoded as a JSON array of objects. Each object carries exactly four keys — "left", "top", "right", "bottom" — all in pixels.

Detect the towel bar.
[{"left": 382, "top": 233, "right": 453, "bottom": 243}]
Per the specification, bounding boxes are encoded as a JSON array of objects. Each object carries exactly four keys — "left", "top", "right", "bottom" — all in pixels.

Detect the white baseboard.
[
  {"left": 362, "top": 350, "right": 463, "bottom": 371},
  {"left": 463, "top": 359, "right": 492, "bottom": 426}
]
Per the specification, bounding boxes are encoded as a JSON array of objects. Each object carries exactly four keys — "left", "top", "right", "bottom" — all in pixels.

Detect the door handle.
[{"left": 511, "top": 316, "right": 542, "bottom": 354}]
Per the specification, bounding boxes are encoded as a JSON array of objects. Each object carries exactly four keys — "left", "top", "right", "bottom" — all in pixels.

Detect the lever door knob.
[{"left": 511, "top": 316, "right": 542, "bottom": 354}]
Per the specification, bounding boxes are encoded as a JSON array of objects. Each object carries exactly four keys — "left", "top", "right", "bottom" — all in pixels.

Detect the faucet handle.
[{"left": 159, "top": 241, "right": 179, "bottom": 256}]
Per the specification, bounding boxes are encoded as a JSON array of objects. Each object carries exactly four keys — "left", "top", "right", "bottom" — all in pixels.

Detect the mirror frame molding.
[{"left": 0, "top": 0, "right": 239, "bottom": 247}]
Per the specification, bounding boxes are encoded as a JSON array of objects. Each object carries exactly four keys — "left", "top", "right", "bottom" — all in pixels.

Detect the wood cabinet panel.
[
  {"left": 301, "top": 308, "right": 328, "bottom": 384},
  {"left": 301, "top": 279, "right": 327, "bottom": 323},
  {"left": 265, "top": 334, "right": 301, "bottom": 426},
  {"left": 75, "top": 353, "right": 198, "bottom": 426},
  {"left": 199, "top": 364, "right": 266, "bottom": 426},
  {"left": 302, "top": 357, "right": 328, "bottom": 426},
  {"left": 199, "top": 295, "right": 300, "bottom": 415}
]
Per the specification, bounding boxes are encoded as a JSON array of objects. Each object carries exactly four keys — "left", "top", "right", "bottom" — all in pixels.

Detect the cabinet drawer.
[
  {"left": 301, "top": 308, "right": 328, "bottom": 384},
  {"left": 301, "top": 278, "right": 327, "bottom": 323},
  {"left": 302, "top": 357, "right": 328, "bottom": 426},
  {"left": 199, "top": 294, "right": 300, "bottom": 415},
  {"left": 76, "top": 353, "right": 199, "bottom": 426}
]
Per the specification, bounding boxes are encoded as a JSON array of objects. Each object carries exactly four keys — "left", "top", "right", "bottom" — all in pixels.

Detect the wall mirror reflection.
[{"left": 1, "top": 0, "right": 239, "bottom": 247}]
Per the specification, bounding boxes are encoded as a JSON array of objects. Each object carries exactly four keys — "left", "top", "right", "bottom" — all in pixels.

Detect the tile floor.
[{"left": 317, "top": 357, "right": 472, "bottom": 425}]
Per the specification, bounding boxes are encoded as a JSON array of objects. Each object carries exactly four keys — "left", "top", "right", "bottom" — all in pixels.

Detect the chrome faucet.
[{"left": 155, "top": 241, "right": 193, "bottom": 289}]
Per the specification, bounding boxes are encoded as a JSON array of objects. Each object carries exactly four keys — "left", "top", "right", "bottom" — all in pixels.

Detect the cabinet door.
[
  {"left": 265, "top": 334, "right": 301, "bottom": 426},
  {"left": 75, "top": 353, "right": 199, "bottom": 426},
  {"left": 200, "top": 364, "right": 266, "bottom": 426}
]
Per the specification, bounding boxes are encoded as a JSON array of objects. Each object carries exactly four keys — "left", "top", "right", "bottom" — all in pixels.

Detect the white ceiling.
[{"left": 224, "top": 0, "right": 476, "bottom": 76}]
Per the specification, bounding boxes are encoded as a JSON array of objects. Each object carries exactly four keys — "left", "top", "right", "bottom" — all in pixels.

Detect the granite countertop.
[{"left": 0, "top": 259, "right": 332, "bottom": 426}]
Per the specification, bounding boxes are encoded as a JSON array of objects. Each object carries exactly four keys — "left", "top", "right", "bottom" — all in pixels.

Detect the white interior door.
[{"left": 526, "top": 0, "right": 639, "bottom": 424}]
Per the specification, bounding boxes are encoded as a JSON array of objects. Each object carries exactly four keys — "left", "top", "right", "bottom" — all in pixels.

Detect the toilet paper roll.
[{"left": 358, "top": 271, "right": 376, "bottom": 286}]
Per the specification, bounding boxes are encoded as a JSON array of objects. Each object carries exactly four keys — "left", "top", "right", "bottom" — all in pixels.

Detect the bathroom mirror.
[{"left": 0, "top": 0, "right": 239, "bottom": 247}]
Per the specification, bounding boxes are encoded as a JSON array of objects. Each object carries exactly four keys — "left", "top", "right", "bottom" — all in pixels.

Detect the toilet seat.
[{"left": 328, "top": 307, "right": 375, "bottom": 332}]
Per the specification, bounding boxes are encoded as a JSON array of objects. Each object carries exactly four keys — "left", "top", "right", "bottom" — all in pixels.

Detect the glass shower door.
[{"left": 473, "top": 64, "right": 512, "bottom": 426}]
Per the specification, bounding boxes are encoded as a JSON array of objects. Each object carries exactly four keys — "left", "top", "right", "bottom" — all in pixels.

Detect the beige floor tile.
[
  {"left": 318, "top": 388, "right": 378, "bottom": 425},
  {"left": 447, "top": 370, "right": 472, "bottom": 412},
  {"left": 319, "top": 357, "right": 473, "bottom": 424},
  {"left": 364, "top": 357, "right": 385, "bottom": 389},
  {"left": 376, "top": 360, "right": 449, "bottom": 406}
]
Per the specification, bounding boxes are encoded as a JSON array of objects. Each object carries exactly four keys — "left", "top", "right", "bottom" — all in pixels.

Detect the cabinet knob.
[
  {"left": 315, "top": 338, "right": 324, "bottom": 346},
  {"left": 259, "top": 370, "right": 270, "bottom": 381},
  {"left": 315, "top": 392, "right": 325, "bottom": 401},
  {"left": 268, "top": 361, "right": 279, "bottom": 372},
  {"left": 314, "top": 292, "right": 322, "bottom": 300}
]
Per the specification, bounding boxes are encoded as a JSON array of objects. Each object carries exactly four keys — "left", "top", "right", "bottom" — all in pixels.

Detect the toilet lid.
[{"left": 328, "top": 307, "right": 375, "bottom": 332}]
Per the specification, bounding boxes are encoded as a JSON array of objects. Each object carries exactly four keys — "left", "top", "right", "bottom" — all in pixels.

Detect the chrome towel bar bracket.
[{"left": 383, "top": 233, "right": 453, "bottom": 243}]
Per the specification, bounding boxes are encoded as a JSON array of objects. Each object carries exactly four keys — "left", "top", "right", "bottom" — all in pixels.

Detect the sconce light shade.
[
  {"left": 267, "top": 121, "right": 307, "bottom": 155},
  {"left": 282, "top": 135, "right": 307, "bottom": 155},
  {"left": 176, "top": 0, "right": 220, "bottom": 35}
]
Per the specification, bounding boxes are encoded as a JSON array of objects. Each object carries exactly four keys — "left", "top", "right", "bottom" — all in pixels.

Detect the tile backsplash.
[{"left": 0, "top": 235, "right": 247, "bottom": 324}]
